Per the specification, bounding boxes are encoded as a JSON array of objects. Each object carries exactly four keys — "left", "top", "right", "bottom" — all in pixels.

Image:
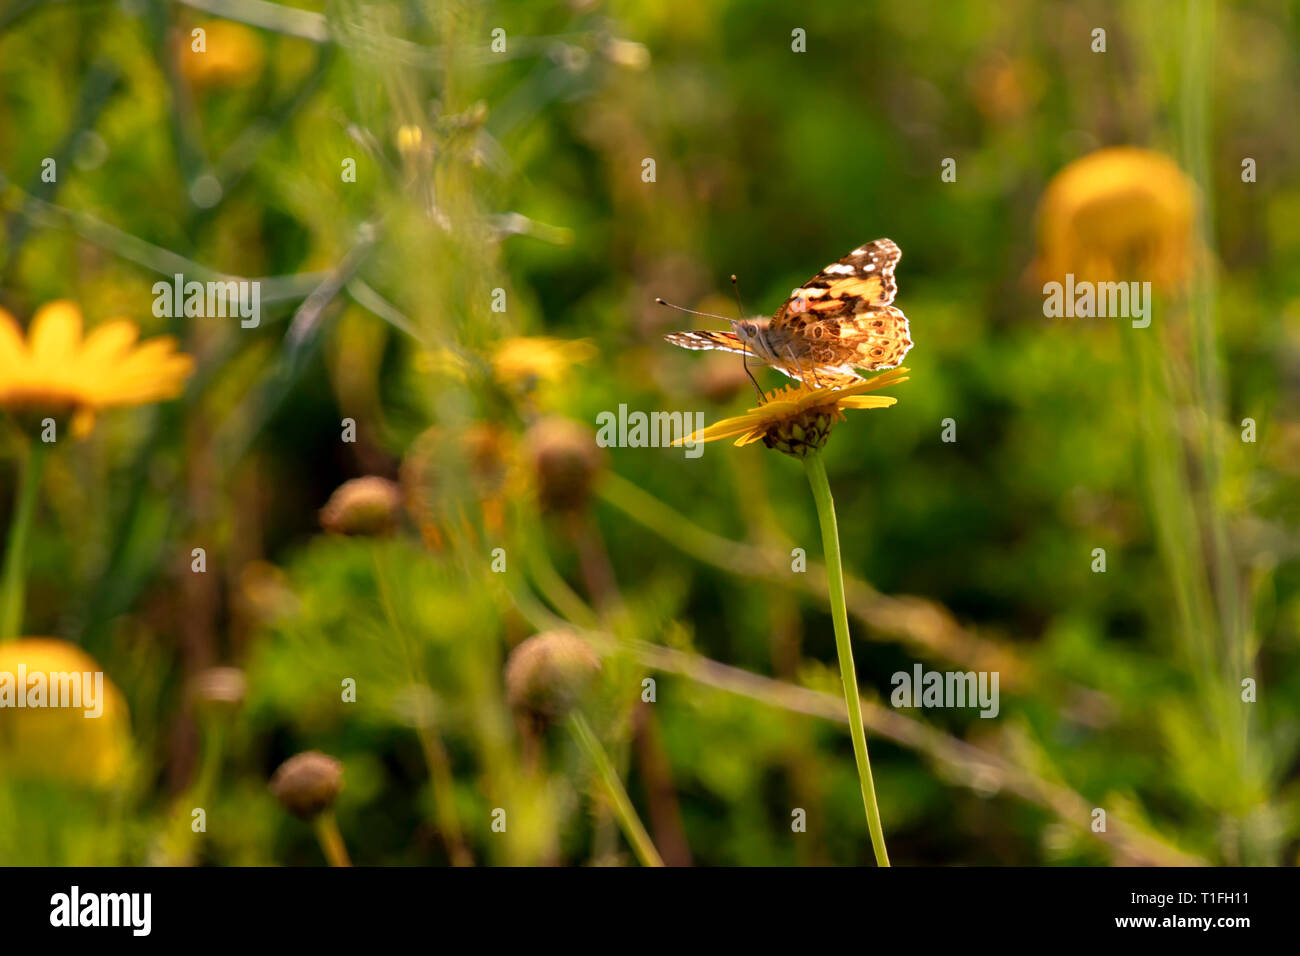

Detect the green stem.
[
  {"left": 567, "top": 710, "right": 664, "bottom": 867},
  {"left": 525, "top": 534, "right": 599, "bottom": 629},
  {"left": 313, "top": 811, "right": 352, "bottom": 867},
  {"left": 371, "top": 546, "right": 472, "bottom": 866},
  {"left": 803, "top": 451, "right": 890, "bottom": 866},
  {"left": 0, "top": 438, "right": 46, "bottom": 640}
]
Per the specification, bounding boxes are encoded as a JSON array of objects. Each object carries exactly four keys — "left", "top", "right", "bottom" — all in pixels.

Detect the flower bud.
[
  {"left": 319, "top": 476, "right": 402, "bottom": 536},
  {"left": 504, "top": 630, "right": 601, "bottom": 723},
  {"left": 524, "top": 418, "right": 604, "bottom": 514},
  {"left": 191, "top": 666, "right": 247, "bottom": 712},
  {"left": 270, "top": 751, "right": 344, "bottom": 820}
]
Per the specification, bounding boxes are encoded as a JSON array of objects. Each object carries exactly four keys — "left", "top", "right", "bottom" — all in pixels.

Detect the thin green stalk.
[
  {"left": 803, "top": 451, "right": 890, "bottom": 866},
  {"left": 371, "top": 547, "right": 472, "bottom": 866},
  {"left": 567, "top": 710, "right": 664, "bottom": 868},
  {"left": 313, "top": 811, "right": 352, "bottom": 867},
  {"left": 1, "top": 438, "right": 46, "bottom": 640},
  {"left": 525, "top": 532, "right": 599, "bottom": 629}
]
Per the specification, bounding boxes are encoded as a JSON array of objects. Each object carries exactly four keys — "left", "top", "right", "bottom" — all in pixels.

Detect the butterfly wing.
[
  {"left": 663, "top": 330, "right": 749, "bottom": 355},
  {"left": 772, "top": 238, "right": 901, "bottom": 328},
  {"left": 769, "top": 239, "right": 912, "bottom": 372},
  {"left": 830, "top": 304, "right": 913, "bottom": 370}
]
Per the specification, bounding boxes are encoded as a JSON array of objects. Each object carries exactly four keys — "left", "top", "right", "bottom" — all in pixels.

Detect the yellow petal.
[
  {"left": 78, "top": 319, "right": 141, "bottom": 371},
  {"left": 28, "top": 300, "right": 84, "bottom": 369},
  {"left": 839, "top": 396, "right": 898, "bottom": 409},
  {"left": 93, "top": 350, "right": 193, "bottom": 406},
  {"left": 94, "top": 335, "right": 189, "bottom": 403}
]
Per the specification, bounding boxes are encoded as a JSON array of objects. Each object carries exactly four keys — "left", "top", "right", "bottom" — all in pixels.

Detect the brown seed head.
[
  {"left": 192, "top": 666, "right": 247, "bottom": 711},
  {"left": 504, "top": 630, "right": 601, "bottom": 722},
  {"left": 270, "top": 751, "right": 344, "bottom": 820},
  {"left": 319, "top": 476, "right": 403, "bottom": 536},
  {"left": 524, "top": 418, "right": 604, "bottom": 514}
]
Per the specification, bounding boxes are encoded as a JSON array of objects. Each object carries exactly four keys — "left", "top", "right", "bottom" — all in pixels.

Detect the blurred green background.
[{"left": 0, "top": 0, "right": 1297, "bottom": 865}]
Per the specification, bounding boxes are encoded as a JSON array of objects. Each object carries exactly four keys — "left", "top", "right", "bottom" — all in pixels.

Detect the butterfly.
[{"left": 662, "top": 239, "right": 912, "bottom": 390}]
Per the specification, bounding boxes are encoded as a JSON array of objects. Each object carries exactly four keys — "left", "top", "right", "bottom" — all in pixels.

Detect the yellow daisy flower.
[
  {"left": 492, "top": 335, "right": 597, "bottom": 388},
  {"left": 0, "top": 300, "right": 194, "bottom": 437},
  {"left": 1037, "top": 147, "right": 1196, "bottom": 289},
  {"left": 676, "top": 367, "right": 910, "bottom": 457},
  {"left": 416, "top": 337, "right": 596, "bottom": 395},
  {"left": 0, "top": 637, "right": 131, "bottom": 788},
  {"left": 181, "top": 19, "right": 266, "bottom": 90}
]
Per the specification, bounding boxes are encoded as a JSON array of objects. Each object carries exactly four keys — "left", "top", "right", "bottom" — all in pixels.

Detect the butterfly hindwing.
[{"left": 835, "top": 304, "right": 913, "bottom": 370}]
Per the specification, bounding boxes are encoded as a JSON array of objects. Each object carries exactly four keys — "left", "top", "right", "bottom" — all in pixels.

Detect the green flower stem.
[
  {"left": 371, "top": 546, "right": 472, "bottom": 866},
  {"left": 567, "top": 710, "right": 664, "bottom": 868},
  {"left": 525, "top": 533, "right": 599, "bottom": 629},
  {"left": 0, "top": 438, "right": 46, "bottom": 641},
  {"left": 313, "top": 811, "right": 352, "bottom": 867},
  {"left": 803, "top": 451, "right": 890, "bottom": 866}
]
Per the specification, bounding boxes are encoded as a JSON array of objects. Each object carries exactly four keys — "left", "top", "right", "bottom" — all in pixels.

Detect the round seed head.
[
  {"left": 270, "top": 751, "right": 344, "bottom": 820},
  {"left": 319, "top": 476, "right": 403, "bottom": 536},
  {"left": 504, "top": 630, "right": 601, "bottom": 722},
  {"left": 524, "top": 418, "right": 604, "bottom": 514}
]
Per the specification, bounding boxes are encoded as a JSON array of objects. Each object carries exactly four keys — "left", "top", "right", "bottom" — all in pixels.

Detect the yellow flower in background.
[
  {"left": 0, "top": 300, "right": 193, "bottom": 437},
  {"left": 416, "top": 337, "right": 596, "bottom": 398},
  {"left": 676, "top": 368, "right": 909, "bottom": 457},
  {"left": 0, "top": 638, "right": 131, "bottom": 788},
  {"left": 1037, "top": 147, "right": 1196, "bottom": 288},
  {"left": 396, "top": 124, "right": 425, "bottom": 155},
  {"left": 492, "top": 336, "right": 597, "bottom": 389},
  {"left": 181, "top": 19, "right": 266, "bottom": 90}
]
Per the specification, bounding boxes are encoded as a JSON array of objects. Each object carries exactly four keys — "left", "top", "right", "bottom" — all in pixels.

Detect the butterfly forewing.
[
  {"left": 663, "top": 330, "right": 749, "bottom": 355},
  {"left": 772, "top": 238, "right": 901, "bottom": 328}
]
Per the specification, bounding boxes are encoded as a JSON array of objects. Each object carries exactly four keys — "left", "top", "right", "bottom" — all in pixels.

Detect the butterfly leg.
[
  {"left": 740, "top": 345, "right": 765, "bottom": 401},
  {"left": 784, "top": 343, "right": 819, "bottom": 389}
]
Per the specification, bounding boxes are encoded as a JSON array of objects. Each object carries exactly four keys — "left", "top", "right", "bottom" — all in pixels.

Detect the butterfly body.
[{"left": 664, "top": 239, "right": 912, "bottom": 388}]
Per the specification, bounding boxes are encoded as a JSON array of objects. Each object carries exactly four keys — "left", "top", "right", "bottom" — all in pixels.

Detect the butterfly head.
[{"left": 730, "top": 318, "right": 775, "bottom": 361}]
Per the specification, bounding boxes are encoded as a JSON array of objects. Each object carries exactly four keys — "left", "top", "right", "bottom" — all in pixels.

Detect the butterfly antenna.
[
  {"left": 729, "top": 275, "right": 766, "bottom": 401},
  {"left": 730, "top": 274, "right": 745, "bottom": 317},
  {"left": 657, "top": 294, "right": 765, "bottom": 402},
  {"left": 654, "top": 298, "right": 731, "bottom": 322}
]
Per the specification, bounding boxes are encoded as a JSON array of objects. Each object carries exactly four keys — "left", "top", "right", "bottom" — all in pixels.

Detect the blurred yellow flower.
[
  {"left": 396, "top": 124, "right": 425, "bottom": 155},
  {"left": 415, "top": 337, "right": 596, "bottom": 399},
  {"left": 0, "top": 638, "right": 131, "bottom": 787},
  {"left": 492, "top": 336, "right": 597, "bottom": 388},
  {"left": 1037, "top": 147, "right": 1196, "bottom": 288},
  {"left": 676, "top": 368, "right": 909, "bottom": 457},
  {"left": 0, "top": 300, "right": 193, "bottom": 437},
  {"left": 181, "top": 19, "right": 265, "bottom": 90}
]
